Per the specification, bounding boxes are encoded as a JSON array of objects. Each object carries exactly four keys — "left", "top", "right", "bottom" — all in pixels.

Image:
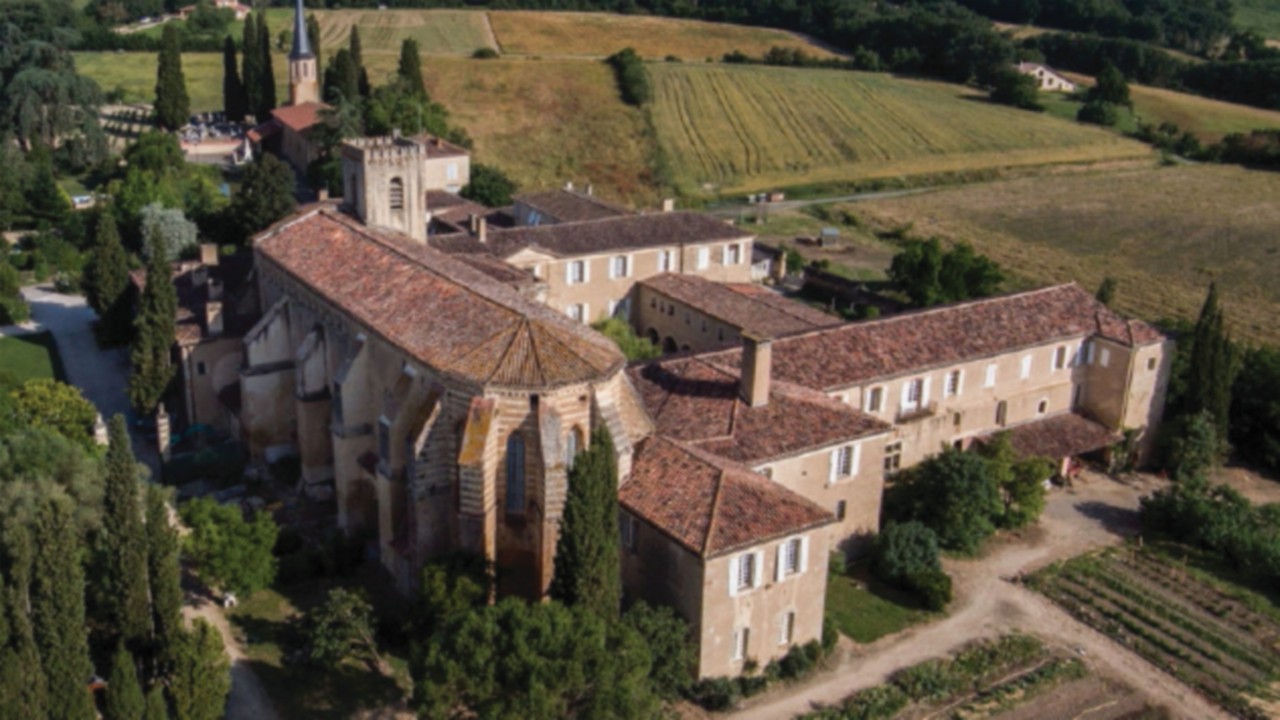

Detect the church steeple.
[{"left": 287, "top": 0, "right": 319, "bottom": 105}]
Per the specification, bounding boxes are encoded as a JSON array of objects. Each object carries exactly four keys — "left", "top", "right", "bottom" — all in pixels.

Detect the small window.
[
  {"left": 724, "top": 243, "right": 741, "bottom": 265},
  {"left": 717, "top": 327, "right": 725, "bottom": 341},
  {"left": 567, "top": 304, "right": 586, "bottom": 323},
  {"left": 1020, "top": 354, "right": 1032, "bottom": 379},
  {"left": 996, "top": 400, "right": 1008, "bottom": 427},
  {"left": 736, "top": 552, "right": 756, "bottom": 591},
  {"left": 619, "top": 512, "right": 637, "bottom": 551},
  {"left": 565, "top": 428, "right": 580, "bottom": 470},
  {"left": 945, "top": 370, "right": 962, "bottom": 397},
  {"left": 1054, "top": 346, "right": 1068, "bottom": 370},
  {"left": 884, "top": 441, "right": 903, "bottom": 472},
  {"left": 658, "top": 249, "right": 674, "bottom": 272},
  {"left": 377, "top": 417, "right": 392, "bottom": 466},
  {"left": 610, "top": 255, "right": 629, "bottom": 279},
  {"left": 196, "top": 361, "right": 207, "bottom": 376},
  {"left": 331, "top": 380, "right": 344, "bottom": 427},
  {"left": 835, "top": 445, "right": 854, "bottom": 477},
  {"left": 782, "top": 537, "right": 802, "bottom": 576},
  {"left": 866, "top": 386, "right": 884, "bottom": 413},
  {"left": 732, "top": 627, "right": 750, "bottom": 662},
  {"left": 446, "top": 162, "right": 458, "bottom": 181},
  {"left": 1100, "top": 348, "right": 1112, "bottom": 367},
  {"left": 835, "top": 500, "right": 847, "bottom": 521},
  {"left": 905, "top": 378, "right": 924, "bottom": 407},
  {"left": 1147, "top": 357, "right": 1157, "bottom": 371},
  {"left": 667, "top": 304, "right": 674, "bottom": 316},
  {"left": 389, "top": 177, "right": 404, "bottom": 210},
  {"left": 778, "top": 611, "right": 795, "bottom": 646},
  {"left": 567, "top": 260, "right": 586, "bottom": 285},
  {"left": 1037, "top": 398, "right": 1049, "bottom": 415},
  {"left": 649, "top": 298, "right": 656, "bottom": 309},
  {"left": 696, "top": 247, "right": 710, "bottom": 270},
  {"left": 505, "top": 434, "right": 526, "bottom": 513},
  {"left": 984, "top": 363, "right": 997, "bottom": 388}
]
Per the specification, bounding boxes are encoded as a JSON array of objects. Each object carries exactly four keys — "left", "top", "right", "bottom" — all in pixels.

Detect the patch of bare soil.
[
  {"left": 1210, "top": 466, "right": 1280, "bottom": 505},
  {"left": 991, "top": 675, "right": 1163, "bottom": 720}
]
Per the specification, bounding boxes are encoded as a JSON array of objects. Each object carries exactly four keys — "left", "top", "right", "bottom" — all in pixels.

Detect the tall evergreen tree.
[
  {"left": 0, "top": 529, "right": 50, "bottom": 719},
  {"left": 31, "top": 495, "right": 96, "bottom": 720},
  {"left": 222, "top": 36, "right": 247, "bottom": 123},
  {"left": 349, "top": 26, "right": 370, "bottom": 98},
  {"left": 129, "top": 230, "right": 177, "bottom": 415},
  {"left": 154, "top": 24, "right": 190, "bottom": 130},
  {"left": 103, "top": 643, "right": 146, "bottom": 720},
  {"left": 241, "top": 13, "right": 261, "bottom": 119},
  {"left": 258, "top": 13, "right": 278, "bottom": 119},
  {"left": 1186, "top": 283, "right": 1237, "bottom": 443},
  {"left": 1095, "top": 277, "right": 1117, "bottom": 307},
  {"left": 84, "top": 206, "right": 131, "bottom": 342},
  {"left": 27, "top": 151, "right": 71, "bottom": 225},
  {"left": 146, "top": 484, "right": 183, "bottom": 667},
  {"left": 143, "top": 684, "right": 169, "bottom": 720},
  {"left": 101, "top": 415, "right": 151, "bottom": 648},
  {"left": 168, "top": 620, "right": 230, "bottom": 720},
  {"left": 306, "top": 14, "right": 322, "bottom": 70},
  {"left": 228, "top": 153, "right": 297, "bottom": 241},
  {"left": 397, "top": 39, "right": 427, "bottom": 97},
  {"left": 323, "top": 49, "right": 360, "bottom": 106},
  {"left": 549, "top": 426, "right": 622, "bottom": 619}
]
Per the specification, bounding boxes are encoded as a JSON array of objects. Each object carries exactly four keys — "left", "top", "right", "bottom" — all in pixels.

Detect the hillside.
[
  {"left": 1236, "top": 0, "right": 1280, "bottom": 39},
  {"left": 648, "top": 63, "right": 1151, "bottom": 197},
  {"left": 851, "top": 164, "right": 1280, "bottom": 345}
]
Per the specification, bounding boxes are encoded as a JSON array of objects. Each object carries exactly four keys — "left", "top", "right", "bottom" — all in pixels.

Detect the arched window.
[
  {"left": 506, "top": 434, "right": 526, "bottom": 513},
  {"left": 565, "top": 427, "right": 582, "bottom": 471},
  {"left": 389, "top": 177, "right": 405, "bottom": 211}
]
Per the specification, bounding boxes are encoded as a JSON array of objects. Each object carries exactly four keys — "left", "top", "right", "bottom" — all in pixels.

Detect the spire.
[{"left": 291, "top": 0, "right": 312, "bottom": 59}]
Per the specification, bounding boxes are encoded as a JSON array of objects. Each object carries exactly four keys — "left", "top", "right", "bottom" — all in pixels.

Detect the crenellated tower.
[{"left": 288, "top": 0, "right": 319, "bottom": 106}]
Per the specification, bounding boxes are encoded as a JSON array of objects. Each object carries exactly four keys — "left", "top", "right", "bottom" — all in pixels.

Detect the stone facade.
[{"left": 342, "top": 134, "right": 471, "bottom": 243}]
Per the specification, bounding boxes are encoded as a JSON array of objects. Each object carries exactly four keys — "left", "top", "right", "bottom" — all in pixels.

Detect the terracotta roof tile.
[
  {"left": 514, "top": 189, "right": 631, "bottom": 223},
  {"left": 703, "top": 285, "right": 1165, "bottom": 391},
  {"left": 434, "top": 212, "right": 752, "bottom": 260},
  {"left": 981, "top": 412, "right": 1121, "bottom": 459},
  {"left": 628, "top": 356, "right": 890, "bottom": 465},
  {"left": 640, "top": 273, "right": 841, "bottom": 338},
  {"left": 270, "top": 102, "right": 328, "bottom": 132},
  {"left": 253, "top": 207, "right": 623, "bottom": 388},
  {"left": 621, "top": 437, "right": 835, "bottom": 558}
]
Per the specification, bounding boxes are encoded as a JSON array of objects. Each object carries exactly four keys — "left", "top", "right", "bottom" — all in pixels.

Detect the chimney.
[
  {"left": 564, "top": 181, "right": 574, "bottom": 192},
  {"left": 740, "top": 332, "right": 773, "bottom": 408},
  {"left": 199, "top": 243, "right": 219, "bottom": 267},
  {"left": 586, "top": 184, "right": 594, "bottom": 197},
  {"left": 317, "top": 187, "right": 330, "bottom": 202},
  {"left": 392, "top": 128, "right": 401, "bottom": 139},
  {"left": 205, "top": 301, "right": 224, "bottom": 337},
  {"left": 477, "top": 216, "right": 487, "bottom": 244},
  {"left": 469, "top": 213, "right": 480, "bottom": 233},
  {"left": 661, "top": 198, "right": 676, "bottom": 213}
]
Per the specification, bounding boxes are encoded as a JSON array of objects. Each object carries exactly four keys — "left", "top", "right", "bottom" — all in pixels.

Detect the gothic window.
[
  {"left": 506, "top": 434, "right": 526, "bottom": 513},
  {"left": 389, "top": 177, "right": 405, "bottom": 211},
  {"left": 565, "top": 427, "right": 582, "bottom": 471}
]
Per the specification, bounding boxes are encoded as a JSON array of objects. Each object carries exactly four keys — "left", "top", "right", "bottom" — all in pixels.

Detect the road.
[
  {"left": 729, "top": 473, "right": 1231, "bottom": 720},
  {"left": 19, "top": 285, "right": 162, "bottom": 478}
]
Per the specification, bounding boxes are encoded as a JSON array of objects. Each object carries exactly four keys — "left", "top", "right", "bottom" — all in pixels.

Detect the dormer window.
[{"left": 389, "top": 177, "right": 404, "bottom": 210}]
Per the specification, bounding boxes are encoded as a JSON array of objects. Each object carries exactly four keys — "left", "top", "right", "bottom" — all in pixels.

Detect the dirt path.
[
  {"left": 730, "top": 473, "right": 1231, "bottom": 720},
  {"left": 184, "top": 596, "right": 281, "bottom": 720},
  {"left": 480, "top": 12, "right": 502, "bottom": 54}
]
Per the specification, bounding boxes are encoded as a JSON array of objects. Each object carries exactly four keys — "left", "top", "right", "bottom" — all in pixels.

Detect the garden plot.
[{"left": 1028, "top": 548, "right": 1280, "bottom": 719}]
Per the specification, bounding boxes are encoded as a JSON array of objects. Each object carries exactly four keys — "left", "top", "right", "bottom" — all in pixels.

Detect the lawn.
[
  {"left": 488, "top": 11, "right": 836, "bottom": 60},
  {"left": 853, "top": 163, "right": 1280, "bottom": 345},
  {"left": 228, "top": 581, "right": 411, "bottom": 720},
  {"left": 1053, "top": 71, "right": 1280, "bottom": 142},
  {"left": 0, "top": 332, "right": 64, "bottom": 382},
  {"left": 825, "top": 568, "right": 935, "bottom": 644},
  {"left": 648, "top": 63, "right": 1151, "bottom": 197}
]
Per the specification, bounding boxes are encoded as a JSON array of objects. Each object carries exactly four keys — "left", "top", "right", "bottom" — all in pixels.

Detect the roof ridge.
[{"left": 702, "top": 470, "right": 726, "bottom": 557}]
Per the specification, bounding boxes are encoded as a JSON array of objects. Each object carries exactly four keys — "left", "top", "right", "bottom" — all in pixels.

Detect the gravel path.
[
  {"left": 729, "top": 473, "right": 1232, "bottom": 720},
  {"left": 184, "top": 596, "right": 281, "bottom": 720}
]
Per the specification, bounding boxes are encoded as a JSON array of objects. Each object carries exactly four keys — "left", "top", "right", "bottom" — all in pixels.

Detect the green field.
[
  {"left": 648, "top": 64, "right": 1151, "bottom": 196},
  {"left": 854, "top": 164, "right": 1280, "bottom": 345},
  {"left": 76, "top": 51, "right": 292, "bottom": 112},
  {"left": 1236, "top": 0, "right": 1280, "bottom": 38},
  {"left": 0, "top": 332, "right": 63, "bottom": 382}
]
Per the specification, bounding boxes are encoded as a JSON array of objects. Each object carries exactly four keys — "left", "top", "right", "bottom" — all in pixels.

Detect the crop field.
[
  {"left": 488, "top": 11, "right": 835, "bottom": 60},
  {"left": 852, "top": 164, "right": 1280, "bottom": 345},
  {"left": 75, "top": 52, "right": 292, "bottom": 112},
  {"left": 307, "top": 9, "right": 494, "bottom": 56},
  {"left": 648, "top": 64, "right": 1151, "bottom": 196},
  {"left": 1028, "top": 548, "right": 1280, "bottom": 719}
]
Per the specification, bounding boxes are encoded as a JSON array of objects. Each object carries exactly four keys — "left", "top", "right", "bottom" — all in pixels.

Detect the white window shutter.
[
  {"left": 851, "top": 443, "right": 862, "bottom": 477},
  {"left": 581, "top": 303, "right": 589, "bottom": 324},
  {"left": 774, "top": 543, "right": 785, "bottom": 582},
  {"left": 565, "top": 263, "right": 573, "bottom": 284},
  {"left": 921, "top": 377, "right": 932, "bottom": 406},
  {"left": 1101, "top": 348, "right": 1111, "bottom": 367},
  {"left": 583, "top": 260, "right": 590, "bottom": 283},
  {"left": 900, "top": 381, "right": 912, "bottom": 409},
  {"left": 608, "top": 258, "right": 616, "bottom": 279},
  {"left": 728, "top": 555, "right": 740, "bottom": 597},
  {"left": 956, "top": 371, "right": 964, "bottom": 396},
  {"left": 800, "top": 536, "right": 810, "bottom": 573},
  {"left": 828, "top": 449, "right": 839, "bottom": 486},
  {"left": 753, "top": 551, "right": 765, "bottom": 589},
  {"left": 1087, "top": 342, "right": 1096, "bottom": 365}
]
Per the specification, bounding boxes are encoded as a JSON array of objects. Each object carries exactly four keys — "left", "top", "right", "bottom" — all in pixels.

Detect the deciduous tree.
[
  {"left": 180, "top": 497, "right": 278, "bottom": 595},
  {"left": 460, "top": 163, "right": 518, "bottom": 207},
  {"left": 885, "top": 447, "right": 1002, "bottom": 554},
  {"left": 9, "top": 379, "right": 98, "bottom": 450},
  {"left": 306, "top": 587, "right": 377, "bottom": 667},
  {"left": 1231, "top": 346, "right": 1280, "bottom": 475},
  {"left": 227, "top": 153, "right": 296, "bottom": 242},
  {"left": 989, "top": 66, "right": 1043, "bottom": 110},
  {"left": 549, "top": 426, "right": 622, "bottom": 619}
]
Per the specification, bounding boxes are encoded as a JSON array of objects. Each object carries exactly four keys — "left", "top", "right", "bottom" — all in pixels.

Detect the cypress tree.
[
  {"left": 307, "top": 14, "right": 322, "bottom": 70},
  {"left": 0, "top": 529, "right": 50, "bottom": 719},
  {"left": 242, "top": 13, "right": 261, "bottom": 119},
  {"left": 349, "top": 26, "right": 370, "bottom": 98},
  {"left": 27, "top": 151, "right": 71, "bottom": 224},
  {"left": 102, "top": 415, "right": 151, "bottom": 649},
  {"left": 259, "top": 13, "right": 278, "bottom": 119},
  {"left": 143, "top": 684, "right": 169, "bottom": 720},
  {"left": 31, "top": 495, "right": 96, "bottom": 720},
  {"left": 168, "top": 620, "right": 230, "bottom": 720},
  {"left": 129, "top": 229, "right": 177, "bottom": 415},
  {"left": 103, "top": 643, "right": 146, "bottom": 720},
  {"left": 397, "top": 38, "right": 427, "bottom": 97},
  {"left": 324, "top": 49, "right": 360, "bottom": 105},
  {"left": 1187, "top": 283, "right": 1237, "bottom": 443},
  {"left": 155, "top": 24, "right": 190, "bottom": 130},
  {"left": 84, "top": 206, "right": 131, "bottom": 342},
  {"left": 1095, "top": 277, "right": 1117, "bottom": 307},
  {"left": 146, "top": 485, "right": 183, "bottom": 667},
  {"left": 549, "top": 426, "right": 622, "bottom": 619},
  {"left": 222, "top": 36, "right": 247, "bottom": 123}
]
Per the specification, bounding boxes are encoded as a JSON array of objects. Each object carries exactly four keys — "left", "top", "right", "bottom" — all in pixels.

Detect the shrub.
[
  {"left": 738, "top": 674, "right": 768, "bottom": 697},
  {"left": 606, "top": 47, "right": 651, "bottom": 106},
  {"left": 689, "top": 677, "right": 741, "bottom": 710},
  {"left": 907, "top": 570, "right": 952, "bottom": 611},
  {"left": 822, "top": 616, "right": 839, "bottom": 654},
  {"left": 873, "top": 521, "right": 941, "bottom": 585},
  {"left": 890, "top": 658, "right": 960, "bottom": 701},
  {"left": 1077, "top": 99, "right": 1119, "bottom": 126},
  {"left": 471, "top": 47, "right": 499, "bottom": 59}
]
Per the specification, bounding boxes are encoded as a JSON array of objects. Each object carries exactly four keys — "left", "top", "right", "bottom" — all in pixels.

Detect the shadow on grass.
[
  {"left": 242, "top": 657, "right": 404, "bottom": 720},
  {"left": 827, "top": 563, "right": 936, "bottom": 644}
]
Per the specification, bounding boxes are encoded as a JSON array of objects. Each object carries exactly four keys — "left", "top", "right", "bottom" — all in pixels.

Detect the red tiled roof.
[
  {"left": 628, "top": 356, "right": 890, "bottom": 465},
  {"left": 514, "top": 189, "right": 631, "bottom": 223},
  {"left": 703, "top": 284, "right": 1165, "bottom": 391},
  {"left": 438, "top": 212, "right": 751, "bottom": 260},
  {"left": 983, "top": 412, "right": 1121, "bottom": 459},
  {"left": 253, "top": 207, "right": 624, "bottom": 388},
  {"left": 640, "top": 273, "right": 841, "bottom": 338},
  {"left": 621, "top": 437, "right": 835, "bottom": 558},
  {"left": 270, "top": 102, "right": 328, "bottom": 132}
]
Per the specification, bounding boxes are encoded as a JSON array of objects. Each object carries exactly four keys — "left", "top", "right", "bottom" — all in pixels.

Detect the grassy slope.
[
  {"left": 488, "top": 11, "right": 837, "bottom": 60},
  {"left": 1236, "top": 0, "right": 1280, "bottom": 38},
  {"left": 0, "top": 333, "right": 61, "bottom": 382},
  {"left": 76, "top": 51, "right": 292, "bottom": 112},
  {"left": 649, "top": 63, "right": 1150, "bottom": 196},
  {"left": 853, "top": 164, "right": 1280, "bottom": 345}
]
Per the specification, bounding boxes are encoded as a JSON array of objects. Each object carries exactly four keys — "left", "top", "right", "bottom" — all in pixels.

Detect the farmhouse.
[{"left": 1017, "top": 62, "right": 1078, "bottom": 92}]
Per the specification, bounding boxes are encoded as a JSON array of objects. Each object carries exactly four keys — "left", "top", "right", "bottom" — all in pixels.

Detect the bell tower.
[{"left": 288, "top": 0, "right": 319, "bottom": 106}]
